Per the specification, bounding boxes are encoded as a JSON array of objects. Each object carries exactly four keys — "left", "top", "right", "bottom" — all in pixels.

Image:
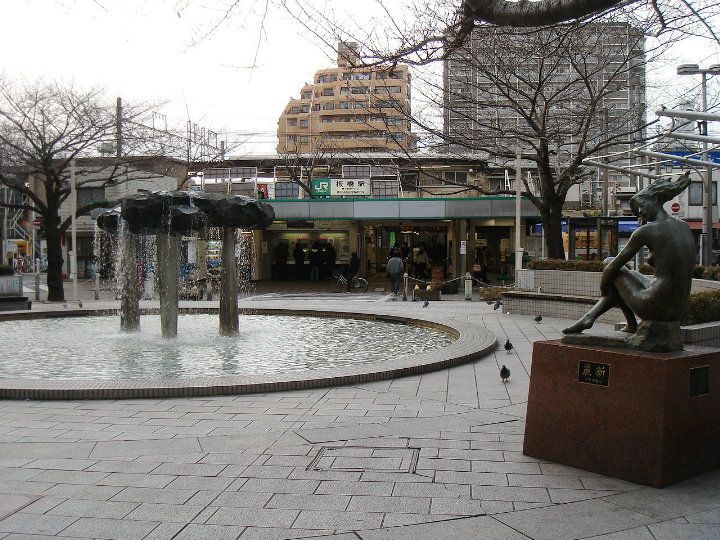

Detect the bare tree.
[
  {"left": 0, "top": 78, "right": 163, "bottom": 301},
  {"left": 276, "top": 137, "right": 338, "bottom": 198}
]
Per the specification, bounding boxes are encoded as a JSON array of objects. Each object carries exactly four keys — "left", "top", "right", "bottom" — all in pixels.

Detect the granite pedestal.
[{"left": 523, "top": 340, "right": 720, "bottom": 487}]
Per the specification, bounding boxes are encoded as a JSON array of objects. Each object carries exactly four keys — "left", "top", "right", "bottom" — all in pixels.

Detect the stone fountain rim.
[{"left": 0, "top": 307, "right": 497, "bottom": 400}]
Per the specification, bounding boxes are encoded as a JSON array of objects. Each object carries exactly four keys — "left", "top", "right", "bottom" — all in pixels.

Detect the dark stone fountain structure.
[{"left": 97, "top": 191, "right": 274, "bottom": 338}]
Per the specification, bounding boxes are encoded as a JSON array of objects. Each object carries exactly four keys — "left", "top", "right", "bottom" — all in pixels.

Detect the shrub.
[
  {"left": 0, "top": 265, "right": 13, "bottom": 276},
  {"left": 526, "top": 259, "right": 605, "bottom": 272},
  {"left": 685, "top": 289, "right": 720, "bottom": 325}
]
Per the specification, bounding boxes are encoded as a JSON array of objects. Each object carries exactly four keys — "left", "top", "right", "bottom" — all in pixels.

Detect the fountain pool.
[{"left": 1, "top": 313, "right": 454, "bottom": 379}]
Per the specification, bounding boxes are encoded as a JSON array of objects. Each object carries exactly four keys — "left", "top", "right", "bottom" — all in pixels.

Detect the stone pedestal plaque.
[{"left": 524, "top": 340, "right": 720, "bottom": 487}]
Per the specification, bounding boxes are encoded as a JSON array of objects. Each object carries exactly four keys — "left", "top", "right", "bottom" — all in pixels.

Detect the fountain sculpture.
[{"left": 97, "top": 191, "right": 274, "bottom": 337}]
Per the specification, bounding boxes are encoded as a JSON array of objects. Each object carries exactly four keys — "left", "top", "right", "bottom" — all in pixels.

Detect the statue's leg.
[
  {"left": 606, "top": 283, "right": 638, "bottom": 333},
  {"left": 562, "top": 295, "right": 616, "bottom": 334}
]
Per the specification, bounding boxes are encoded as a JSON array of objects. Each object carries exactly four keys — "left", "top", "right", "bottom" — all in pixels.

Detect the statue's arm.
[{"left": 600, "top": 229, "right": 645, "bottom": 292}]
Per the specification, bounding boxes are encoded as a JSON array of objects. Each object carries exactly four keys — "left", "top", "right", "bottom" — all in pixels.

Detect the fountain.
[{"left": 97, "top": 190, "right": 274, "bottom": 337}]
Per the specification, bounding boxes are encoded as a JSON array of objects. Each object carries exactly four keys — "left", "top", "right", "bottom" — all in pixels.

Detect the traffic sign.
[{"left": 671, "top": 202, "right": 681, "bottom": 213}]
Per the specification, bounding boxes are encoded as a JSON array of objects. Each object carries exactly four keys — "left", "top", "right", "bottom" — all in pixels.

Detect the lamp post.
[{"left": 677, "top": 63, "right": 720, "bottom": 266}]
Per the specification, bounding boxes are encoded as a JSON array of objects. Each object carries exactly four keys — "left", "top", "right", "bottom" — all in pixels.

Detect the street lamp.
[{"left": 676, "top": 63, "right": 720, "bottom": 266}]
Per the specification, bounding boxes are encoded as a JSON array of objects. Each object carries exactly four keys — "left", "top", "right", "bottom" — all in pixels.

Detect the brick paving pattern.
[{"left": 1, "top": 292, "right": 719, "bottom": 538}]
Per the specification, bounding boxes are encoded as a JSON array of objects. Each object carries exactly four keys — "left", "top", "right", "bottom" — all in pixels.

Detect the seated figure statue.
[{"left": 562, "top": 173, "right": 695, "bottom": 352}]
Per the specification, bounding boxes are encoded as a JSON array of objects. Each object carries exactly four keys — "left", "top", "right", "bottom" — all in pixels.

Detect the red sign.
[
  {"left": 33, "top": 218, "right": 42, "bottom": 227},
  {"left": 671, "top": 202, "right": 681, "bottom": 213}
]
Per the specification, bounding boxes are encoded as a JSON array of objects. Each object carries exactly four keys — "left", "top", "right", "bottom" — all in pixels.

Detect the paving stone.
[
  {"left": 434, "top": 470, "right": 508, "bottom": 486},
  {"left": 238, "top": 527, "right": 335, "bottom": 539},
  {"left": 207, "top": 507, "right": 299, "bottom": 527},
  {"left": 239, "top": 478, "right": 319, "bottom": 494},
  {"left": 23, "top": 459, "right": 97, "bottom": 471},
  {"left": 90, "top": 437, "right": 202, "bottom": 458},
  {"left": 392, "top": 483, "right": 470, "bottom": 499},
  {"left": 142, "top": 522, "right": 188, "bottom": 540},
  {"left": 347, "top": 495, "right": 430, "bottom": 514},
  {"left": 0, "top": 495, "right": 38, "bottom": 520},
  {"left": 293, "top": 509, "right": 383, "bottom": 531},
  {"left": 110, "top": 487, "right": 196, "bottom": 504},
  {"left": 357, "top": 515, "right": 528, "bottom": 539},
  {"left": 430, "top": 498, "right": 514, "bottom": 516},
  {"left": 172, "top": 523, "right": 245, "bottom": 539},
  {"left": 98, "top": 472, "right": 176, "bottom": 488},
  {"left": 60, "top": 516, "right": 160, "bottom": 539},
  {"left": 126, "top": 503, "right": 205, "bottom": 523},
  {"left": 266, "top": 494, "right": 350, "bottom": 511},
  {"left": 31, "top": 470, "right": 109, "bottom": 485},
  {"left": 580, "top": 525, "right": 656, "bottom": 539},
  {"left": 316, "top": 480, "right": 394, "bottom": 496},
  {"left": 646, "top": 523, "right": 720, "bottom": 540},
  {"left": 684, "top": 507, "right": 720, "bottom": 523},
  {"left": 495, "top": 499, "right": 657, "bottom": 540},
  {"left": 167, "top": 475, "right": 235, "bottom": 491},
  {"left": 0, "top": 513, "right": 79, "bottom": 536},
  {"left": 471, "top": 485, "right": 550, "bottom": 503},
  {"left": 85, "top": 460, "right": 160, "bottom": 474},
  {"left": 43, "top": 484, "right": 123, "bottom": 501},
  {"left": 603, "top": 483, "right": 720, "bottom": 520},
  {"left": 46, "top": 499, "right": 138, "bottom": 519},
  {"left": 212, "top": 492, "right": 275, "bottom": 508}
]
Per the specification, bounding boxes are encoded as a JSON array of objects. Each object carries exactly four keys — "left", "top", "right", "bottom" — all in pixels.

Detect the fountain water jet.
[{"left": 97, "top": 190, "right": 274, "bottom": 337}]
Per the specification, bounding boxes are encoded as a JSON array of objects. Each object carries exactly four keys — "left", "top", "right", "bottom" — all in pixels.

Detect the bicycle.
[{"left": 329, "top": 274, "right": 369, "bottom": 293}]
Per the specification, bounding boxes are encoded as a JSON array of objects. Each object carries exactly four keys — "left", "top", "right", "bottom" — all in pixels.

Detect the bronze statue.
[{"left": 562, "top": 173, "right": 695, "bottom": 352}]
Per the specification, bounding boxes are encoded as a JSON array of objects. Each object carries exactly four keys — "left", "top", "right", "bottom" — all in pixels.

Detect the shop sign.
[
  {"left": 333, "top": 178, "right": 370, "bottom": 197},
  {"left": 311, "top": 178, "right": 331, "bottom": 197}
]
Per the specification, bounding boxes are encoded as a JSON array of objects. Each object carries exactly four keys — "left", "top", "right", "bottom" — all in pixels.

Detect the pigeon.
[
  {"left": 63, "top": 302, "right": 68, "bottom": 309},
  {"left": 500, "top": 365, "right": 511, "bottom": 383},
  {"left": 486, "top": 300, "right": 493, "bottom": 305},
  {"left": 423, "top": 300, "right": 429, "bottom": 308},
  {"left": 504, "top": 339, "right": 514, "bottom": 353},
  {"left": 493, "top": 299, "right": 502, "bottom": 311},
  {"left": 78, "top": 301, "right": 83, "bottom": 308},
  {"left": 534, "top": 314, "right": 543, "bottom": 323}
]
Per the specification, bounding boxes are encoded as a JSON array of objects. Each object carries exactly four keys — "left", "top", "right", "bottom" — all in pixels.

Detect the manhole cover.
[{"left": 308, "top": 446, "right": 420, "bottom": 473}]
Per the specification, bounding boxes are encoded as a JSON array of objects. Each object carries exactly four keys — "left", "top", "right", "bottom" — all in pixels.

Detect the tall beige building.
[{"left": 277, "top": 42, "right": 414, "bottom": 154}]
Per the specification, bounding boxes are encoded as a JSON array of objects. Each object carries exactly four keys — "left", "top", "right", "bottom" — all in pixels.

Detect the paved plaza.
[{"left": 2, "top": 293, "right": 720, "bottom": 539}]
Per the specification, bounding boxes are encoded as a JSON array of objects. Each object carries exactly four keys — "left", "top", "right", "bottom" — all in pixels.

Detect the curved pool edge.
[{"left": 0, "top": 307, "right": 497, "bottom": 400}]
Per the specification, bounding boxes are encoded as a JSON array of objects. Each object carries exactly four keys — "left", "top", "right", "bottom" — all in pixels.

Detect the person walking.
[
  {"left": 346, "top": 251, "right": 361, "bottom": 292},
  {"left": 387, "top": 251, "right": 404, "bottom": 296}
]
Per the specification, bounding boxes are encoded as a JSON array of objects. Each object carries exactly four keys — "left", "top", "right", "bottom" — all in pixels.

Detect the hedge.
[
  {"left": 528, "top": 259, "right": 720, "bottom": 281},
  {"left": 686, "top": 289, "right": 720, "bottom": 325},
  {"left": 0, "top": 265, "right": 13, "bottom": 276}
]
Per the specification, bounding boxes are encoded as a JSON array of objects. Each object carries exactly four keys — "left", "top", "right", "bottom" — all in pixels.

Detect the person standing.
[
  {"left": 309, "top": 242, "right": 321, "bottom": 282},
  {"left": 386, "top": 251, "right": 404, "bottom": 296},
  {"left": 293, "top": 243, "right": 305, "bottom": 280},
  {"left": 414, "top": 245, "right": 428, "bottom": 280}
]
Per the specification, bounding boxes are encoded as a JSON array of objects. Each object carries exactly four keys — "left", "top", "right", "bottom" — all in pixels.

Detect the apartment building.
[
  {"left": 277, "top": 42, "right": 415, "bottom": 154},
  {"left": 443, "top": 23, "right": 646, "bottom": 196}
]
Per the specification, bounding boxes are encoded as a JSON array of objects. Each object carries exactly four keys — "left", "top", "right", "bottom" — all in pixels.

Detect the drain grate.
[{"left": 308, "top": 446, "right": 420, "bottom": 473}]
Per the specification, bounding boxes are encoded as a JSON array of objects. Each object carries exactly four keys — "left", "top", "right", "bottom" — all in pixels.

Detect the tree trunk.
[
  {"left": 45, "top": 219, "right": 65, "bottom": 302},
  {"left": 542, "top": 202, "right": 566, "bottom": 260}
]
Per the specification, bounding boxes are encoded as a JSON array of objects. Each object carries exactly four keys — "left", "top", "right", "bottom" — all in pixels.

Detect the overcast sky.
[{"left": 1, "top": 0, "right": 719, "bottom": 154}]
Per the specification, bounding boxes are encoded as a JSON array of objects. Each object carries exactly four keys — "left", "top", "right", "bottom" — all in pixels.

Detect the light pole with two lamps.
[{"left": 676, "top": 63, "right": 720, "bottom": 266}]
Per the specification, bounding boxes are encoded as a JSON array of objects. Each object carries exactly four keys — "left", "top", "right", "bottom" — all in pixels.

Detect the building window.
[
  {"left": 299, "top": 119, "right": 309, "bottom": 127},
  {"left": 287, "top": 135, "right": 297, "bottom": 142},
  {"left": 340, "top": 101, "right": 352, "bottom": 109},
  {"left": 387, "top": 116, "right": 404, "bottom": 125},
  {"left": 322, "top": 102, "right": 335, "bottom": 110},
  {"left": 312, "top": 104, "right": 321, "bottom": 111},
  {"left": 443, "top": 171, "right": 468, "bottom": 184},
  {"left": 340, "top": 87, "right": 350, "bottom": 95},
  {"left": 301, "top": 91, "right": 312, "bottom": 99},
  {"left": 352, "top": 73, "right": 371, "bottom": 80},
  {"left": 375, "top": 86, "right": 402, "bottom": 94},
  {"left": 689, "top": 182, "right": 717, "bottom": 205},
  {"left": 290, "top": 106, "right": 302, "bottom": 114},
  {"left": 341, "top": 73, "right": 352, "bottom": 81},
  {"left": 275, "top": 181, "right": 299, "bottom": 198},
  {"left": 351, "top": 86, "right": 370, "bottom": 94},
  {"left": 77, "top": 187, "right": 105, "bottom": 208},
  {"left": 376, "top": 71, "right": 403, "bottom": 80},
  {"left": 287, "top": 119, "right": 297, "bottom": 126},
  {"left": 317, "top": 75, "right": 337, "bottom": 83},
  {"left": 299, "top": 135, "right": 310, "bottom": 143},
  {"left": 321, "top": 116, "right": 333, "bottom": 123},
  {"left": 322, "top": 88, "right": 334, "bottom": 96},
  {"left": 300, "top": 105, "right": 310, "bottom": 113}
]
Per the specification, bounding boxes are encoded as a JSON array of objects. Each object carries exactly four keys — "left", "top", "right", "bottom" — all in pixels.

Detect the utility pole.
[
  {"left": 515, "top": 146, "right": 523, "bottom": 274},
  {"left": 701, "top": 72, "right": 714, "bottom": 266},
  {"left": 116, "top": 97, "right": 123, "bottom": 158}
]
